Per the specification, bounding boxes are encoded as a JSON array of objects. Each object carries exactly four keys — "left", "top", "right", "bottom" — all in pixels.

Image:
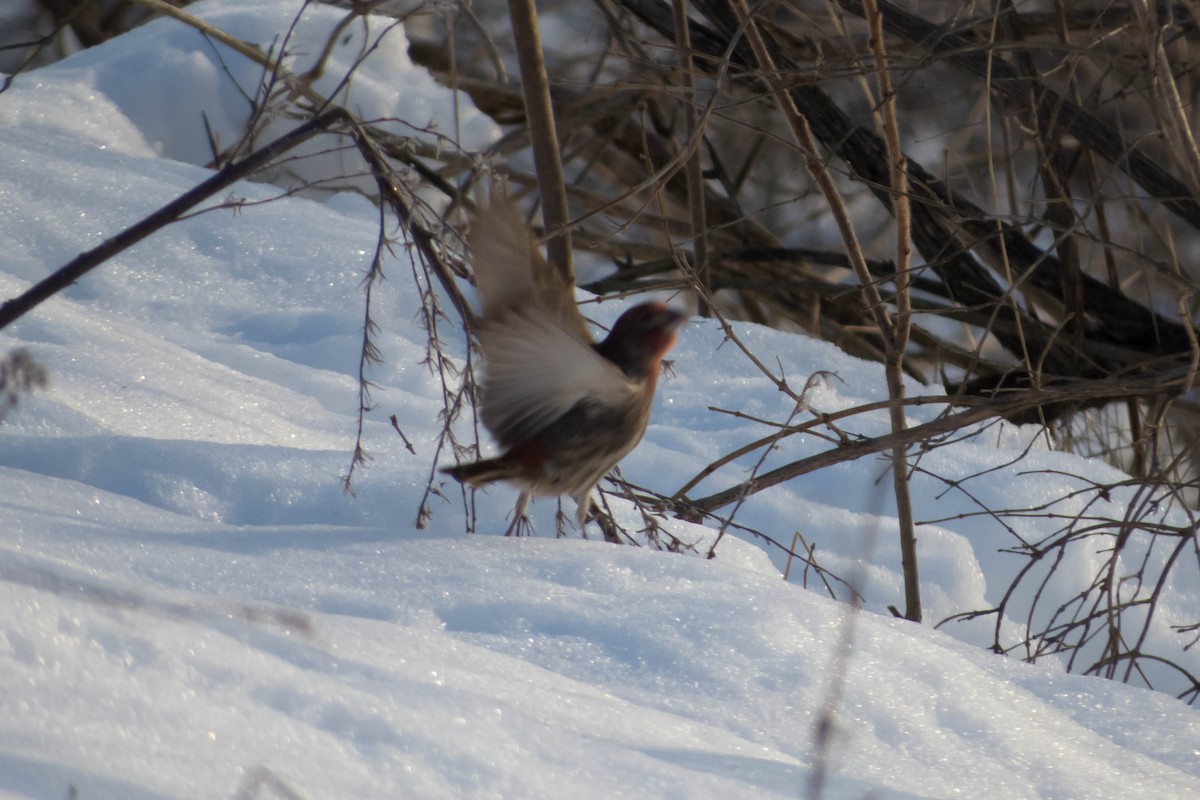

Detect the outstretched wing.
[
  {"left": 477, "top": 307, "right": 638, "bottom": 449},
  {"left": 468, "top": 199, "right": 592, "bottom": 344}
]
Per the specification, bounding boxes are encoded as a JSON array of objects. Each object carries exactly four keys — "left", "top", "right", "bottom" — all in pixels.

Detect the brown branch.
[
  {"left": 623, "top": 0, "right": 1194, "bottom": 366},
  {"left": 681, "top": 369, "right": 1193, "bottom": 515},
  {"left": 836, "top": 0, "right": 1200, "bottom": 231},
  {"left": 506, "top": 0, "right": 573, "bottom": 280}
]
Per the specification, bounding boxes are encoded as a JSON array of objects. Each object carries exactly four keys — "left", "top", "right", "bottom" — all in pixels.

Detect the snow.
[{"left": 1, "top": 1, "right": 1197, "bottom": 798}]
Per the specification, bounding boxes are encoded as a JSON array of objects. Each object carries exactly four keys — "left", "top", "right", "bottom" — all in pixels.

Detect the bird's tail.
[{"left": 440, "top": 457, "right": 520, "bottom": 488}]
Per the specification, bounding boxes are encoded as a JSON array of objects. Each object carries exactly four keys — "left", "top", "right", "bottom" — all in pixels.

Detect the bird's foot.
[
  {"left": 593, "top": 511, "right": 624, "bottom": 545},
  {"left": 578, "top": 498, "right": 623, "bottom": 544},
  {"left": 503, "top": 514, "right": 534, "bottom": 537},
  {"left": 555, "top": 508, "right": 567, "bottom": 538}
]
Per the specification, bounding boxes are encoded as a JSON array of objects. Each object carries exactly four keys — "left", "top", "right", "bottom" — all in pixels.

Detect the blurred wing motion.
[
  {"left": 468, "top": 201, "right": 637, "bottom": 450},
  {"left": 467, "top": 199, "right": 589, "bottom": 341},
  {"left": 476, "top": 308, "right": 640, "bottom": 450}
]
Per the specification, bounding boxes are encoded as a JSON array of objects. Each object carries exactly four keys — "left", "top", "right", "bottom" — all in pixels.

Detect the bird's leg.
[
  {"left": 574, "top": 493, "right": 624, "bottom": 544},
  {"left": 574, "top": 494, "right": 592, "bottom": 529},
  {"left": 504, "top": 490, "right": 532, "bottom": 537}
]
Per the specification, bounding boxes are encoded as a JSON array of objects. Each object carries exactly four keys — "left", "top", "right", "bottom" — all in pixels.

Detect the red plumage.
[{"left": 442, "top": 201, "right": 685, "bottom": 535}]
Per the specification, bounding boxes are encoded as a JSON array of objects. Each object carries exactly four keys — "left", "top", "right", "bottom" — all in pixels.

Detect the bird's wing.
[
  {"left": 469, "top": 199, "right": 592, "bottom": 343},
  {"left": 478, "top": 308, "right": 639, "bottom": 449}
]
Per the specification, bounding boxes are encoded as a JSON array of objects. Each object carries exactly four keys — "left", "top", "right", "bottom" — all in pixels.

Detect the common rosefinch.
[{"left": 442, "top": 200, "right": 685, "bottom": 536}]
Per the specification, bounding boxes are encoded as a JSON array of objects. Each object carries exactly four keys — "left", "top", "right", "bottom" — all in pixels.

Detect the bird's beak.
[{"left": 662, "top": 307, "right": 687, "bottom": 333}]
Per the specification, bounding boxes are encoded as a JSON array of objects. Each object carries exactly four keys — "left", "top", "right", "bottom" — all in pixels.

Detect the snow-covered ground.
[{"left": 1, "top": 2, "right": 1197, "bottom": 798}]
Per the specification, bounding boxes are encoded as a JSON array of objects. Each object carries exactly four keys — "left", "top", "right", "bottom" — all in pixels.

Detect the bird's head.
[{"left": 594, "top": 302, "right": 686, "bottom": 380}]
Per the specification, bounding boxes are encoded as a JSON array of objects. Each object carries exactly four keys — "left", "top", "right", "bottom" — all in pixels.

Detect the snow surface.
[{"left": 1, "top": 1, "right": 1198, "bottom": 798}]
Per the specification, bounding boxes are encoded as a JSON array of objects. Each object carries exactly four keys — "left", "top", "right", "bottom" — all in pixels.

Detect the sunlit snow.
[{"left": 1, "top": 2, "right": 1197, "bottom": 799}]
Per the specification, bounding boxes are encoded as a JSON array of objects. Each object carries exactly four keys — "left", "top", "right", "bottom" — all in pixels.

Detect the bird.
[{"left": 441, "top": 199, "right": 685, "bottom": 537}]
